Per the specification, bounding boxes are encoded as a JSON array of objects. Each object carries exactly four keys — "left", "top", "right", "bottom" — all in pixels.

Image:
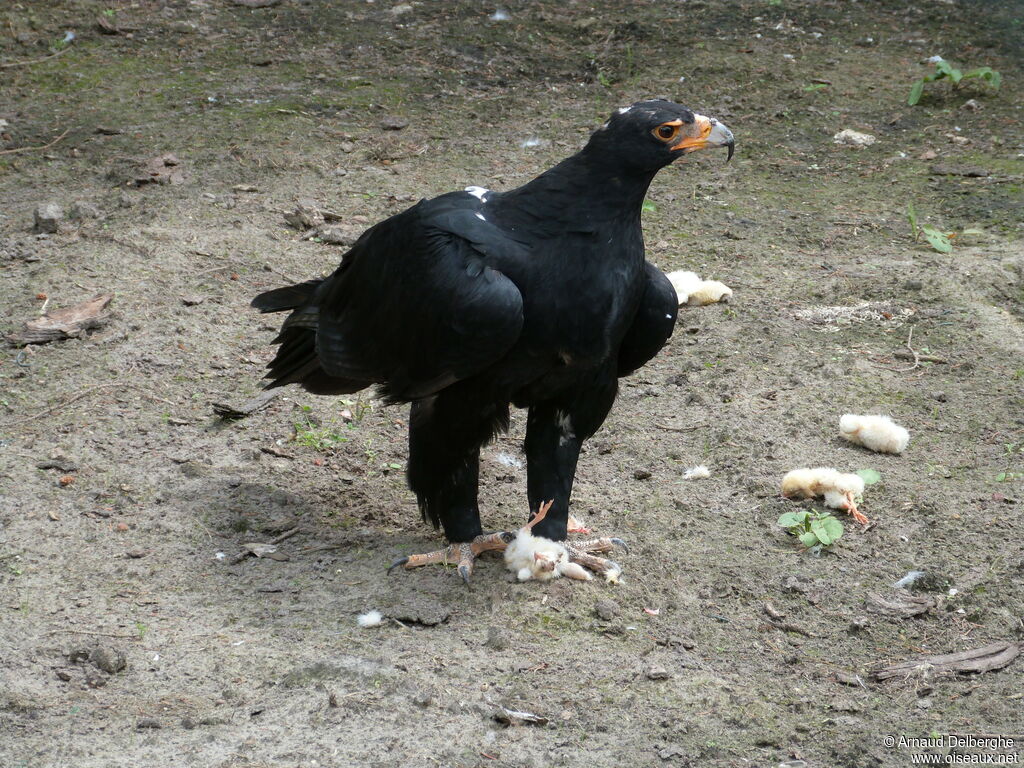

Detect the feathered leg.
[
  {"left": 523, "top": 374, "right": 626, "bottom": 580},
  {"left": 391, "top": 387, "right": 512, "bottom": 582}
]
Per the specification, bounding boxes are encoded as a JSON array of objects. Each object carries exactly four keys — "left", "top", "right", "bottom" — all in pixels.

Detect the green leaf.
[
  {"left": 388, "top": 462, "right": 402, "bottom": 469},
  {"left": 641, "top": 199, "right": 658, "bottom": 213},
  {"left": 907, "top": 202, "right": 919, "bottom": 236},
  {"left": 935, "top": 60, "right": 955, "bottom": 78},
  {"left": 798, "top": 531, "right": 819, "bottom": 548},
  {"left": 961, "top": 227, "right": 984, "bottom": 236},
  {"left": 856, "top": 468, "right": 882, "bottom": 486},
  {"left": 821, "top": 517, "right": 844, "bottom": 542},
  {"left": 996, "top": 472, "right": 1007, "bottom": 482},
  {"left": 908, "top": 80, "right": 924, "bottom": 106},
  {"left": 810, "top": 517, "right": 834, "bottom": 546},
  {"left": 921, "top": 225, "right": 952, "bottom": 253},
  {"left": 803, "top": 83, "right": 828, "bottom": 92},
  {"left": 777, "top": 512, "right": 803, "bottom": 528},
  {"left": 948, "top": 67, "right": 963, "bottom": 84},
  {"left": 963, "top": 66, "right": 989, "bottom": 80}
]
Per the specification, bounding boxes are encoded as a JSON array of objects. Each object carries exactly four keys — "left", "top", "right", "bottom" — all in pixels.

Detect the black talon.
[
  {"left": 610, "top": 538, "right": 629, "bottom": 554},
  {"left": 388, "top": 556, "right": 409, "bottom": 572},
  {"left": 458, "top": 565, "right": 472, "bottom": 585}
]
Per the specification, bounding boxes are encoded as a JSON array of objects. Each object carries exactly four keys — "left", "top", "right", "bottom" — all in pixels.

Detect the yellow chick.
[
  {"left": 839, "top": 414, "right": 910, "bottom": 454},
  {"left": 686, "top": 280, "right": 733, "bottom": 306},
  {"left": 782, "top": 467, "right": 869, "bottom": 525},
  {"left": 665, "top": 270, "right": 733, "bottom": 306}
]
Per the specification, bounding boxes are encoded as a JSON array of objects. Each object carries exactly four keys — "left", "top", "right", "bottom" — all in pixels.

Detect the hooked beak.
[{"left": 673, "top": 114, "right": 735, "bottom": 161}]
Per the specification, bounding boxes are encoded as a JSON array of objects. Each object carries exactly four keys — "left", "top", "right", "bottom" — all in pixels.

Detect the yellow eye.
[{"left": 654, "top": 123, "right": 680, "bottom": 142}]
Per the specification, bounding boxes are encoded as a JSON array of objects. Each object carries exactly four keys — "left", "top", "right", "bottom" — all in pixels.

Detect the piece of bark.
[
  {"left": 212, "top": 390, "right": 278, "bottom": 419},
  {"left": 7, "top": 294, "right": 113, "bottom": 346},
  {"left": 865, "top": 590, "right": 936, "bottom": 618},
  {"left": 872, "top": 642, "right": 1020, "bottom": 681},
  {"left": 493, "top": 706, "right": 548, "bottom": 727}
]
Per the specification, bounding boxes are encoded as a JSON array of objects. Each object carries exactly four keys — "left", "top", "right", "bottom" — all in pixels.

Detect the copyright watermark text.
[{"left": 882, "top": 734, "right": 1020, "bottom": 765}]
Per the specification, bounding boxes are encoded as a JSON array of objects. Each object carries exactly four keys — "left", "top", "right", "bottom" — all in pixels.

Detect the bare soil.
[{"left": 2, "top": 1, "right": 1023, "bottom": 766}]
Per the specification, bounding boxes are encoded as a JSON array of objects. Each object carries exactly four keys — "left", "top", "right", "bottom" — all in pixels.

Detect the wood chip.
[
  {"left": 6, "top": 294, "right": 113, "bottom": 346},
  {"left": 872, "top": 642, "right": 1020, "bottom": 681},
  {"left": 493, "top": 706, "right": 548, "bottom": 726},
  {"left": 865, "top": 590, "right": 936, "bottom": 618},
  {"left": 212, "top": 390, "right": 278, "bottom": 419}
]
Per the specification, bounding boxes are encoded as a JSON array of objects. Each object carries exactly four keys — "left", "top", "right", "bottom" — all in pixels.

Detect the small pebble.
[
  {"left": 90, "top": 646, "right": 127, "bottom": 674},
  {"left": 646, "top": 666, "right": 670, "bottom": 680},
  {"left": 484, "top": 626, "right": 510, "bottom": 651},
  {"left": 594, "top": 598, "right": 620, "bottom": 621},
  {"left": 33, "top": 203, "right": 64, "bottom": 234}
]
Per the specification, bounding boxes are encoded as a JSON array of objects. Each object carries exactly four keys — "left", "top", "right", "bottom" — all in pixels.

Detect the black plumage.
[{"left": 252, "top": 99, "right": 734, "bottom": 579}]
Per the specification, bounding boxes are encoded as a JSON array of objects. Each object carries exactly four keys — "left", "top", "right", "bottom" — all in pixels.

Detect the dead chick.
[
  {"left": 686, "top": 280, "right": 733, "bottom": 306},
  {"left": 504, "top": 500, "right": 593, "bottom": 582},
  {"left": 782, "top": 467, "right": 869, "bottom": 525},
  {"left": 840, "top": 414, "right": 910, "bottom": 454},
  {"left": 665, "top": 270, "right": 733, "bottom": 306}
]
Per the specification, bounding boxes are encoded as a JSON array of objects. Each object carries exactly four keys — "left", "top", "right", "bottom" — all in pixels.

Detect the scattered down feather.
[
  {"left": 357, "top": 610, "right": 384, "bottom": 628},
  {"left": 839, "top": 414, "right": 910, "bottom": 454}
]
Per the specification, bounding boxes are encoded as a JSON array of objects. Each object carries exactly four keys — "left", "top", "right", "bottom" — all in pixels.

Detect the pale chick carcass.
[
  {"left": 504, "top": 500, "right": 599, "bottom": 583},
  {"left": 665, "top": 270, "right": 733, "bottom": 306},
  {"left": 839, "top": 414, "right": 910, "bottom": 454},
  {"left": 781, "top": 467, "right": 869, "bottom": 525}
]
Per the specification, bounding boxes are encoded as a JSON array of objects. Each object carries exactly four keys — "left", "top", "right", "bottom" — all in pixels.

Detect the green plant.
[
  {"left": 777, "top": 509, "right": 844, "bottom": 548},
  {"left": 293, "top": 413, "right": 348, "bottom": 451},
  {"left": 907, "top": 202, "right": 982, "bottom": 253},
  {"left": 908, "top": 59, "right": 1001, "bottom": 106},
  {"left": 856, "top": 468, "right": 882, "bottom": 486}
]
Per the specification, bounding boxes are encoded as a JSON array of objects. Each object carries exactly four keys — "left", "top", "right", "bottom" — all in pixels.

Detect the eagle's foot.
[
  {"left": 388, "top": 531, "right": 514, "bottom": 583},
  {"left": 565, "top": 537, "right": 628, "bottom": 583}
]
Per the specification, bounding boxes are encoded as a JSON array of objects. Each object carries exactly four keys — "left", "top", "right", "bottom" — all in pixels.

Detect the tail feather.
[
  {"left": 254, "top": 279, "right": 369, "bottom": 396},
  {"left": 252, "top": 279, "right": 324, "bottom": 313}
]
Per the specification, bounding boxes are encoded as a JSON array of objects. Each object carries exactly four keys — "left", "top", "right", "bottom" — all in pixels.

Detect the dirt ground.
[{"left": 1, "top": 1, "right": 1023, "bottom": 766}]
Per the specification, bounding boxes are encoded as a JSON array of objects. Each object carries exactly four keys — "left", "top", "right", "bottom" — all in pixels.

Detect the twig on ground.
[
  {"left": 229, "top": 527, "right": 301, "bottom": 565},
  {"left": 3, "top": 381, "right": 126, "bottom": 427},
  {"left": 47, "top": 628, "right": 139, "bottom": 639},
  {"left": 0, "top": 46, "right": 71, "bottom": 69},
  {"left": 0, "top": 128, "right": 70, "bottom": 156}
]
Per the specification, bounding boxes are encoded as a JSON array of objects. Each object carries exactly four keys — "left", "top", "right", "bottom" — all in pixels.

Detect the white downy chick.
[
  {"left": 666, "top": 270, "right": 702, "bottom": 304},
  {"left": 781, "top": 467, "right": 840, "bottom": 499},
  {"left": 665, "top": 270, "right": 733, "bottom": 306},
  {"left": 686, "top": 280, "right": 733, "bottom": 306},
  {"left": 839, "top": 414, "right": 910, "bottom": 454},
  {"left": 782, "top": 467, "right": 869, "bottom": 525},
  {"left": 504, "top": 501, "right": 592, "bottom": 582}
]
